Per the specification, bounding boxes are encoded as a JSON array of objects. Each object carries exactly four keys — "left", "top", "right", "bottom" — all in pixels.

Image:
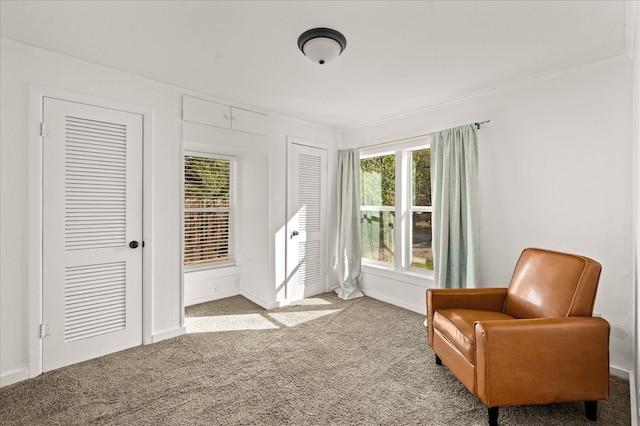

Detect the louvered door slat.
[
  {"left": 64, "top": 261, "right": 126, "bottom": 343},
  {"left": 298, "top": 240, "right": 321, "bottom": 287},
  {"left": 298, "top": 153, "right": 321, "bottom": 233},
  {"left": 64, "top": 116, "right": 127, "bottom": 251},
  {"left": 65, "top": 324, "right": 127, "bottom": 343},
  {"left": 65, "top": 281, "right": 125, "bottom": 294},
  {"left": 65, "top": 300, "right": 125, "bottom": 315},
  {"left": 65, "top": 287, "right": 125, "bottom": 303},
  {"left": 66, "top": 316, "right": 126, "bottom": 336}
]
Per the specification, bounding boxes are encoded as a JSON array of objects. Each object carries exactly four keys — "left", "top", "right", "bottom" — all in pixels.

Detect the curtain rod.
[{"left": 358, "top": 120, "right": 491, "bottom": 150}]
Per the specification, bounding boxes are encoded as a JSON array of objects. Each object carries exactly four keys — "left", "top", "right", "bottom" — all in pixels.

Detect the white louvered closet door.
[
  {"left": 286, "top": 142, "right": 327, "bottom": 301},
  {"left": 42, "top": 97, "right": 143, "bottom": 372}
]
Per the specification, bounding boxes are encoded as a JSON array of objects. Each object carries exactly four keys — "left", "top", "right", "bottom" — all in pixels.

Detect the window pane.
[
  {"left": 361, "top": 210, "right": 395, "bottom": 264},
  {"left": 412, "top": 149, "right": 431, "bottom": 206},
  {"left": 184, "top": 156, "right": 230, "bottom": 208},
  {"left": 361, "top": 154, "right": 395, "bottom": 206},
  {"left": 411, "top": 211, "right": 433, "bottom": 270}
]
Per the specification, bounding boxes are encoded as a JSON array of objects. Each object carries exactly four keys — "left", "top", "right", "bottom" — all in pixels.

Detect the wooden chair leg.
[
  {"left": 435, "top": 355, "right": 442, "bottom": 365},
  {"left": 585, "top": 401, "right": 597, "bottom": 421},
  {"left": 488, "top": 407, "right": 499, "bottom": 426}
]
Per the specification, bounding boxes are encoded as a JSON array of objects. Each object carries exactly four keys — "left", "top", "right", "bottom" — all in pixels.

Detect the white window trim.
[
  {"left": 360, "top": 138, "right": 433, "bottom": 277},
  {"left": 362, "top": 262, "right": 434, "bottom": 288},
  {"left": 183, "top": 149, "right": 238, "bottom": 272}
]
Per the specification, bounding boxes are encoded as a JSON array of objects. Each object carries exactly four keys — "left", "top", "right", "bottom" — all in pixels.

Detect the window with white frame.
[
  {"left": 184, "top": 153, "right": 236, "bottom": 268},
  {"left": 360, "top": 140, "right": 432, "bottom": 272}
]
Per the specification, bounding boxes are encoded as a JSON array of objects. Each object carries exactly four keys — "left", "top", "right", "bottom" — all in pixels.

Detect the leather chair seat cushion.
[{"left": 433, "top": 309, "right": 515, "bottom": 363}]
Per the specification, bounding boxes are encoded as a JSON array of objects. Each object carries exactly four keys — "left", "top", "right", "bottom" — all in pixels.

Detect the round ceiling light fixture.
[{"left": 297, "top": 28, "right": 347, "bottom": 65}]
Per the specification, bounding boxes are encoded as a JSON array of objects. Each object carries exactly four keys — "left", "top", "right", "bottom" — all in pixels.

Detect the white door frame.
[
  {"left": 26, "top": 85, "right": 154, "bottom": 378},
  {"left": 285, "top": 135, "right": 329, "bottom": 302}
]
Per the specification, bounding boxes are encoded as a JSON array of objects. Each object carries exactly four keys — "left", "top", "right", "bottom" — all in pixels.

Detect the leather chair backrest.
[{"left": 503, "top": 248, "right": 602, "bottom": 319}]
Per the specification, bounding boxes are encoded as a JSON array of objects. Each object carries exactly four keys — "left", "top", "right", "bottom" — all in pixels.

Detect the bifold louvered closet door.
[
  {"left": 42, "top": 97, "right": 143, "bottom": 372},
  {"left": 286, "top": 142, "right": 327, "bottom": 301}
]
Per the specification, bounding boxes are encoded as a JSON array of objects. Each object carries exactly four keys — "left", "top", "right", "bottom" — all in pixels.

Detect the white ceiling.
[{"left": 0, "top": 1, "right": 630, "bottom": 129}]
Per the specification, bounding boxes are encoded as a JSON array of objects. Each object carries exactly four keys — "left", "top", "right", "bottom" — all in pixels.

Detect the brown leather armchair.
[{"left": 427, "top": 248, "right": 609, "bottom": 426}]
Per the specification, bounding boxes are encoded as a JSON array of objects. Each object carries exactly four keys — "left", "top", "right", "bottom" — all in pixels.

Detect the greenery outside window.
[
  {"left": 184, "top": 154, "right": 235, "bottom": 269},
  {"left": 410, "top": 148, "right": 432, "bottom": 270},
  {"left": 360, "top": 141, "right": 432, "bottom": 272}
]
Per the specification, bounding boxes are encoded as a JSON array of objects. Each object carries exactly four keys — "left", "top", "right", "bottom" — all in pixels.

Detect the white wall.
[
  {"left": 343, "top": 56, "right": 634, "bottom": 373},
  {"left": 632, "top": 0, "right": 640, "bottom": 420},
  {"left": 0, "top": 38, "right": 340, "bottom": 385}
]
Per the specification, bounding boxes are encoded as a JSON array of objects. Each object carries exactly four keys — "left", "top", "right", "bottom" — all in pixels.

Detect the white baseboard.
[
  {"left": 1, "top": 369, "right": 29, "bottom": 387},
  {"left": 361, "top": 289, "right": 425, "bottom": 315},
  {"left": 185, "top": 288, "right": 241, "bottom": 306},
  {"left": 240, "top": 289, "right": 285, "bottom": 310},
  {"left": 610, "top": 365, "right": 631, "bottom": 379},
  {"left": 151, "top": 326, "right": 186, "bottom": 343}
]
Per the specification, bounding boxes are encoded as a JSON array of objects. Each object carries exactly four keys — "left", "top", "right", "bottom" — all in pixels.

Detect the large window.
[
  {"left": 184, "top": 153, "right": 235, "bottom": 268},
  {"left": 360, "top": 142, "right": 432, "bottom": 272}
]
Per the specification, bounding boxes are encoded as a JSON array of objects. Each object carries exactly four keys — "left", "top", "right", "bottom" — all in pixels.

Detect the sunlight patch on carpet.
[
  {"left": 288, "top": 297, "right": 334, "bottom": 306},
  {"left": 186, "top": 314, "right": 279, "bottom": 333},
  {"left": 267, "top": 309, "right": 343, "bottom": 327}
]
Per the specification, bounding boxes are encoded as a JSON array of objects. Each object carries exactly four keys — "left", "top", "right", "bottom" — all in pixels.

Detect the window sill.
[{"left": 362, "top": 263, "right": 434, "bottom": 288}]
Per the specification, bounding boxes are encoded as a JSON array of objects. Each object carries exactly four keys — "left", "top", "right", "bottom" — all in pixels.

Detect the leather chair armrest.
[
  {"left": 426, "top": 288, "right": 508, "bottom": 346},
  {"left": 474, "top": 317, "right": 610, "bottom": 407}
]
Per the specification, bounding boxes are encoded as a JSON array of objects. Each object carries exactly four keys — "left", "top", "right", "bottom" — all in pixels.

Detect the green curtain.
[
  {"left": 336, "top": 148, "right": 364, "bottom": 300},
  {"left": 431, "top": 124, "right": 479, "bottom": 288}
]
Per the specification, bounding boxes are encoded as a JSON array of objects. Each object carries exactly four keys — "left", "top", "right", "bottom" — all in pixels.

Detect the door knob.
[
  {"left": 292, "top": 230, "right": 299, "bottom": 237},
  {"left": 129, "top": 241, "right": 139, "bottom": 249}
]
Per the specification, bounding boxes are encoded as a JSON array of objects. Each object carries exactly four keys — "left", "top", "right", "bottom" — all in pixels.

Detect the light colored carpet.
[{"left": 0, "top": 293, "right": 631, "bottom": 425}]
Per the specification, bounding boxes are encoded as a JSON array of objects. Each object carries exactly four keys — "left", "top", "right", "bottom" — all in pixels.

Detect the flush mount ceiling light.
[{"left": 297, "top": 28, "right": 347, "bottom": 65}]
